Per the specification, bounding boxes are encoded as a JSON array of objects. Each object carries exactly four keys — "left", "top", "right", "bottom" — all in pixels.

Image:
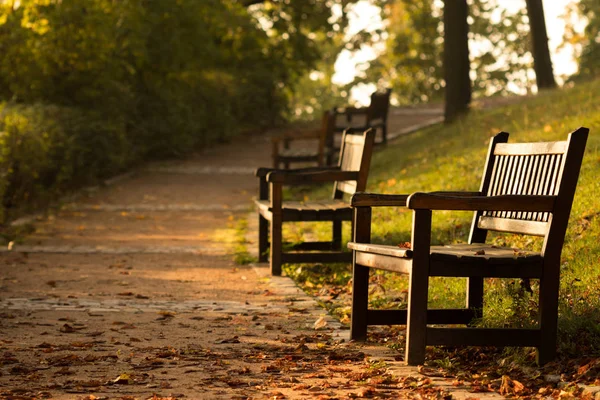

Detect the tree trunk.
[
  {"left": 525, "top": 0, "right": 557, "bottom": 89},
  {"left": 443, "top": 0, "right": 471, "bottom": 122}
]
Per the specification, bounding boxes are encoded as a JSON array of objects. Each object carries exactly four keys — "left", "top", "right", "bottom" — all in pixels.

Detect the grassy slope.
[{"left": 287, "top": 79, "right": 600, "bottom": 360}]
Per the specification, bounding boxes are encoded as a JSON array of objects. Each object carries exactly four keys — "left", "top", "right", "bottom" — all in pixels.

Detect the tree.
[
  {"left": 363, "top": 1, "right": 444, "bottom": 105},
  {"left": 443, "top": 0, "right": 471, "bottom": 122},
  {"left": 563, "top": 0, "right": 600, "bottom": 82},
  {"left": 524, "top": 0, "right": 556, "bottom": 89}
]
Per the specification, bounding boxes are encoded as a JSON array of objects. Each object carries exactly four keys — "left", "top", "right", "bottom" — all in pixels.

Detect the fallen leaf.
[
  {"left": 313, "top": 316, "right": 328, "bottom": 330},
  {"left": 112, "top": 373, "right": 133, "bottom": 385}
]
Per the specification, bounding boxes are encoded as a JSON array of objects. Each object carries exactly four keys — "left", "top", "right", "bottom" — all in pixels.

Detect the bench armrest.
[
  {"left": 407, "top": 192, "right": 556, "bottom": 212},
  {"left": 350, "top": 191, "right": 481, "bottom": 207},
  {"left": 267, "top": 170, "right": 358, "bottom": 184},
  {"left": 351, "top": 192, "right": 410, "bottom": 207}
]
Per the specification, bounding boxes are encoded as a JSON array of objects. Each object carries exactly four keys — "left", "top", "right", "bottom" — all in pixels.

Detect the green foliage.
[
  {"left": 0, "top": 0, "right": 370, "bottom": 221},
  {"left": 366, "top": 1, "right": 444, "bottom": 104},
  {"left": 0, "top": 102, "right": 129, "bottom": 221},
  {"left": 365, "top": 0, "right": 538, "bottom": 104},
  {"left": 469, "top": 0, "right": 534, "bottom": 95},
  {"left": 563, "top": 0, "right": 600, "bottom": 82}
]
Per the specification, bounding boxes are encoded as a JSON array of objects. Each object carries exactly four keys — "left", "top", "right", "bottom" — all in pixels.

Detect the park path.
[{"left": 0, "top": 106, "right": 504, "bottom": 399}]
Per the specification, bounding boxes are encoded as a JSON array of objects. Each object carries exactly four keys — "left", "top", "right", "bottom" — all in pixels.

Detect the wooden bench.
[
  {"left": 271, "top": 110, "right": 335, "bottom": 168},
  {"left": 256, "top": 129, "right": 375, "bottom": 276},
  {"left": 347, "top": 127, "right": 589, "bottom": 365},
  {"left": 333, "top": 89, "right": 391, "bottom": 147}
]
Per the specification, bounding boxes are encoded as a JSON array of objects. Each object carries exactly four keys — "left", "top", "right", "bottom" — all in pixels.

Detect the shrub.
[{"left": 0, "top": 102, "right": 131, "bottom": 222}]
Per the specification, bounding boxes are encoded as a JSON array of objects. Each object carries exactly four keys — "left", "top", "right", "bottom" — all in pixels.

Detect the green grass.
[{"left": 283, "top": 79, "right": 600, "bottom": 362}]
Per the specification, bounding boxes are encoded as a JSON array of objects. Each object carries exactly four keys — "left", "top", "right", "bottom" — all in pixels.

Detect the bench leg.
[
  {"left": 332, "top": 220, "right": 342, "bottom": 250},
  {"left": 351, "top": 207, "right": 372, "bottom": 341},
  {"left": 405, "top": 210, "right": 431, "bottom": 366},
  {"left": 537, "top": 271, "right": 560, "bottom": 365},
  {"left": 270, "top": 214, "right": 283, "bottom": 276},
  {"left": 258, "top": 213, "right": 269, "bottom": 263},
  {"left": 351, "top": 262, "right": 369, "bottom": 340},
  {"left": 466, "top": 277, "right": 484, "bottom": 323}
]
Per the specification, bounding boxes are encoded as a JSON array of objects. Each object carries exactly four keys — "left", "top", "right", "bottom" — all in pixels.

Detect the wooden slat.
[
  {"left": 513, "top": 155, "right": 526, "bottom": 218},
  {"left": 492, "top": 155, "right": 507, "bottom": 217},
  {"left": 514, "top": 155, "right": 529, "bottom": 219},
  {"left": 408, "top": 193, "right": 555, "bottom": 212},
  {"left": 348, "top": 242, "right": 413, "bottom": 258},
  {"left": 429, "top": 243, "right": 540, "bottom": 260},
  {"left": 494, "top": 141, "right": 567, "bottom": 155},
  {"left": 524, "top": 154, "right": 541, "bottom": 220},
  {"left": 355, "top": 251, "right": 413, "bottom": 274},
  {"left": 352, "top": 193, "right": 410, "bottom": 207},
  {"left": 500, "top": 156, "right": 515, "bottom": 218},
  {"left": 344, "top": 133, "right": 367, "bottom": 145},
  {"left": 429, "top": 259, "right": 543, "bottom": 278},
  {"left": 366, "top": 308, "right": 477, "bottom": 326},
  {"left": 532, "top": 154, "right": 550, "bottom": 221},
  {"left": 426, "top": 327, "right": 540, "bottom": 347},
  {"left": 337, "top": 181, "right": 357, "bottom": 195},
  {"left": 256, "top": 200, "right": 353, "bottom": 222},
  {"left": 478, "top": 216, "right": 549, "bottom": 236}
]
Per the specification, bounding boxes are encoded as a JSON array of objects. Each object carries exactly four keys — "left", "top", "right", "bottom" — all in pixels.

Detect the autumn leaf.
[
  {"left": 313, "top": 316, "right": 328, "bottom": 330},
  {"left": 112, "top": 373, "right": 133, "bottom": 385}
]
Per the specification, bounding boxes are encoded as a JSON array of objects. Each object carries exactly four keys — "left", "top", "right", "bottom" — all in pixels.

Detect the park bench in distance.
[
  {"left": 332, "top": 88, "right": 391, "bottom": 147},
  {"left": 271, "top": 110, "right": 336, "bottom": 168},
  {"left": 347, "top": 127, "right": 589, "bottom": 365},
  {"left": 255, "top": 129, "right": 375, "bottom": 276}
]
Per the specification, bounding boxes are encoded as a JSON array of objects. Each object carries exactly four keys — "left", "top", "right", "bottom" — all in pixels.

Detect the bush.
[{"left": 0, "top": 102, "right": 131, "bottom": 222}]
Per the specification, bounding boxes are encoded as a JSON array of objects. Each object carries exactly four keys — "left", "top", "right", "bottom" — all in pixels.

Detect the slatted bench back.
[
  {"left": 471, "top": 128, "right": 588, "bottom": 241},
  {"left": 334, "top": 129, "right": 375, "bottom": 198},
  {"left": 367, "top": 89, "right": 391, "bottom": 122}
]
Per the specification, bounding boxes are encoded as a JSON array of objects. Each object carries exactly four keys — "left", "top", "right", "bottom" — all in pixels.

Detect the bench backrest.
[
  {"left": 367, "top": 89, "right": 391, "bottom": 123},
  {"left": 469, "top": 128, "right": 589, "bottom": 257},
  {"left": 333, "top": 129, "right": 375, "bottom": 198}
]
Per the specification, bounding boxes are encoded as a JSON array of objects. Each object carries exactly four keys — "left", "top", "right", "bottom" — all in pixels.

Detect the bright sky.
[{"left": 333, "top": 0, "right": 579, "bottom": 104}]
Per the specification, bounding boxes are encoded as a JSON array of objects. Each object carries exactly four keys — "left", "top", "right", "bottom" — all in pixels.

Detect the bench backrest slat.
[
  {"left": 469, "top": 128, "right": 588, "bottom": 243},
  {"left": 334, "top": 130, "right": 375, "bottom": 198}
]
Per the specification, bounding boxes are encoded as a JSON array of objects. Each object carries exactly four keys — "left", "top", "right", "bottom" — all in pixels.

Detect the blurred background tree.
[
  {"left": 562, "top": 0, "right": 600, "bottom": 82},
  {"left": 0, "top": 0, "right": 373, "bottom": 220}
]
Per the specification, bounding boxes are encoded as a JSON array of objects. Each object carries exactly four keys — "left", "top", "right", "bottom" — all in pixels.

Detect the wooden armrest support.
[
  {"left": 407, "top": 192, "right": 556, "bottom": 212},
  {"left": 351, "top": 192, "right": 410, "bottom": 207},
  {"left": 267, "top": 170, "right": 358, "bottom": 184}
]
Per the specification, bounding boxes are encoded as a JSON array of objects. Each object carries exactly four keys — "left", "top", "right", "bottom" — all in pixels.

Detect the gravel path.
[{"left": 0, "top": 107, "right": 504, "bottom": 399}]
